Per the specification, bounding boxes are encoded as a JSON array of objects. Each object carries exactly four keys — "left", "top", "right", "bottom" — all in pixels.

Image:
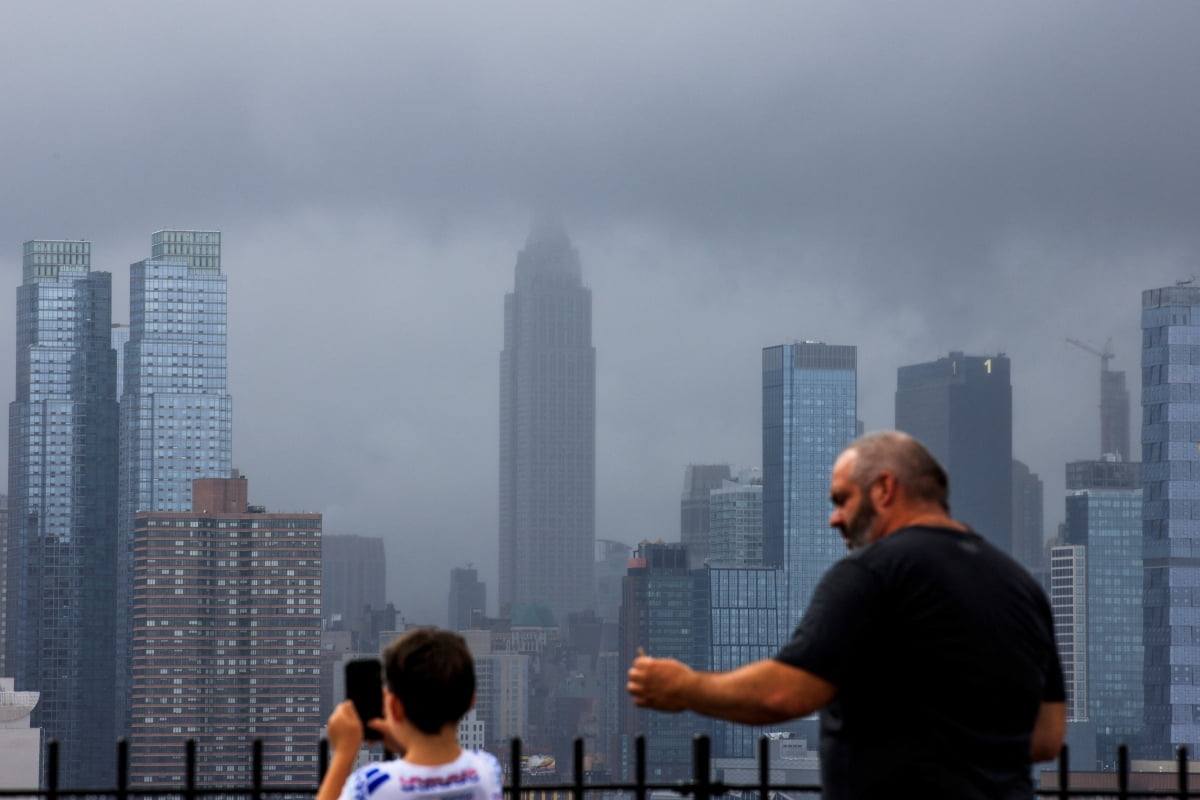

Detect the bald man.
[{"left": 628, "top": 431, "right": 1065, "bottom": 800}]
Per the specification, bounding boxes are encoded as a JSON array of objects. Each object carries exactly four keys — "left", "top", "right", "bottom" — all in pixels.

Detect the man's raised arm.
[{"left": 627, "top": 655, "right": 836, "bottom": 725}]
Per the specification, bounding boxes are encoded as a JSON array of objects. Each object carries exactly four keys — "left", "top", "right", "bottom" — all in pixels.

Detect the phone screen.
[{"left": 345, "top": 658, "right": 384, "bottom": 740}]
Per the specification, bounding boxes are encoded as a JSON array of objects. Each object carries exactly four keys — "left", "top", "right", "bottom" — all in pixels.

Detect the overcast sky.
[{"left": 1, "top": 1, "right": 1196, "bottom": 625}]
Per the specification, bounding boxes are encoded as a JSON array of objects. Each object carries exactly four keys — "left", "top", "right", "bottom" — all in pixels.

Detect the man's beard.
[{"left": 843, "top": 493, "right": 878, "bottom": 550}]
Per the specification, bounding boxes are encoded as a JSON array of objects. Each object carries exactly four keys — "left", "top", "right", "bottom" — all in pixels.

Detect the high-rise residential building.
[
  {"left": 762, "top": 342, "right": 857, "bottom": 624},
  {"left": 448, "top": 566, "right": 487, "bottom": 631},
  {"left": 1012, "top": 460, "right": 1045, "bottom": 578},
  {"left": 117, "top": 230, "right": 232, "bottom": 739},
  {"left": 321, "top": 535, "right": 386, "bottom": 625},
  {"left": 895, "top": 351, "right": 1013, "bottom": 553},
  {"left": 1049, "top": 544, "right": 1088, "bottom": 721},
  {"left": 619, "top": 542, "right": 709, "bottom": 780},
  {"left": 1141, "top": 285, "right": 1200, "bottom": 757},
  {"left": 681, "top": 464, "right": 732, "bottom": 569},
  {"left": 708, "top": 470, "right": 763, "bottom": 567},
  {"left": 129, "top": 477, "right": 321, "bottom": 786},
  {"left": 1064, "top": 457, "right": 1142, "bottom": 763},
  {"left": 499, "top": 223, "right": 595, "bottom": 624},
  {"left": 6, "top": 239, "right": 119, "bottom": 786}
]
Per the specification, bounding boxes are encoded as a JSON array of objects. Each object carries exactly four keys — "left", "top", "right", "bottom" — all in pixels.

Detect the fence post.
[
  {"left": 252, "top": 739, "right": 264, "bottom": 800},
  {"left": 116, "top": 738, "right": 128, "bottom": 800},
  {"left": 1117, "top": 743, "right": 1128, "bottom": 800},
  {"left": 1056, "top": 743, "right": 1069, "bottom": 800},
  {"left": 692, "top": 735, "right": 711, "bottom": 800},
  {"left": 635, "top": 736, "right": 646, "bottom": 800},
  {"left": 573, "top": 739, "right": 585, "bottom": 800},
  {"left": 1178, "top": 745, "right": 1189, "bottom": 800},
  {"left": 45, "top": 740, "right": 58, "bottom": 800},
  {"left": 757, "top": 736, "right": 769, "bottom": 800},
  {"left": 510, "top": 738, "right": 521, "bottom": 800},
  {"left": 185, "top": 738, "right": 197, "bottom": 800}
]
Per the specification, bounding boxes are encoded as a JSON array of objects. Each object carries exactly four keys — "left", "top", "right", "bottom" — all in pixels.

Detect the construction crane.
[{"left": 1066, "top": 337, "right": 1114, "bottom": 373}]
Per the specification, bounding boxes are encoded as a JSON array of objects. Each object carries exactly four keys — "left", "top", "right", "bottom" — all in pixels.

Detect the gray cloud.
[{"left": 0, "top": 0, "right": 1195, "bottom": 622}]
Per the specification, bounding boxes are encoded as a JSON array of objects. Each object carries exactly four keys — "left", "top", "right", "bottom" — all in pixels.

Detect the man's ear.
[
  {"left": 386, "top": 689, "right": 405, "bottom": 723},
  {"left": 874, "top": 472, "right": 900, "bottom": 508},
  {"left": 468, "top": 693, "right": 476, "bottom": 711}
]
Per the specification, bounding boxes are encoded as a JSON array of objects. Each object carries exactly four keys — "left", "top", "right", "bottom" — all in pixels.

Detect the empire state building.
[{"left": 499, "top": 223, "right": 595, "bottom": 624}]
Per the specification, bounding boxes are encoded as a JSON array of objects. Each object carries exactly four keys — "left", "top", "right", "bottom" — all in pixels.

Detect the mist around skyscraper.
[{"left": 499, "top": 222, "right": 596, "bottom": 626}]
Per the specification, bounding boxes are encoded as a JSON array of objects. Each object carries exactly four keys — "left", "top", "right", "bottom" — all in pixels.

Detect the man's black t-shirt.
[{"left": 774, "top": 526, "right": 1064, "bottom": 800}]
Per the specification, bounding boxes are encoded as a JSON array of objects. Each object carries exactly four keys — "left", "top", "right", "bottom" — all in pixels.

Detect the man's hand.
[{"left": 627, "top": 655, "right": 696, "bottom": 712}]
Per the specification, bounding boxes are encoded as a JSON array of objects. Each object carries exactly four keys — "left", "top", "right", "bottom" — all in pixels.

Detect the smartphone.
[{"left": 345, "top": 658, "right": 384, "bottom": 740}]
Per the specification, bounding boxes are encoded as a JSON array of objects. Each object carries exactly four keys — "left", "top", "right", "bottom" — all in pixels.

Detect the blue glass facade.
[
  {"left": 762, "top": 343, "right": 857, "bottom": 624},
  {"left": 1141, "top": 286, "right": 1200, "bottom": 756},
  {"left": 619, "top": 543, "right": 710, "bottom": 779},
  {"left": 1064, "top": 470, "right": 1143, "bottom": 761},
  {"left": 116, "top": 230, "right": 232, "bottom": 738},
  {"left": 707, "top": 566, "right": 786, "bottom": 757},
  {"left": 6, "top": 240, "right": 119, "bottom": 786}
]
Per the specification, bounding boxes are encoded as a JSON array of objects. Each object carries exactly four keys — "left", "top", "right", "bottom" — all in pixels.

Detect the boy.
[{"left": 318, "top": 628, "right": 503, "bottom": 800}]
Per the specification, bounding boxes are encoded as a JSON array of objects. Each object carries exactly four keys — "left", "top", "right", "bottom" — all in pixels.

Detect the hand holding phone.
[{"left": 344, "top": 658, "right": 384, "bottom": 740}]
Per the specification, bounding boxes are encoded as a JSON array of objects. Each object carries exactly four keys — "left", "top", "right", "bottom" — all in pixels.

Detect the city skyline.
[{"left": 0, "top": 1, "right": 1191, "bottom": 628}]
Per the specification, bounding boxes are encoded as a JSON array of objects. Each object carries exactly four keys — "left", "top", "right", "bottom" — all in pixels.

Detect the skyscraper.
[
  {"left": 705, "top": 565, "right": 785, "bottom": 757},
  {"left": 1012, "top": 459, "right": 1045, "bottom": 577},
  {"left": 6, "top": 239, "right": 119, "bottom": 786},
  {"left": 448, "top": 565, "right": 487, "bottom": 631},
  {"left": 499, "top": 223, "right": 595, "bottom": 624},
  {"left": 321, "top": 534, "right": 386, "bottom": 626},
  {"left": 895, "top": 351, "right": 1013, "bottom": 552},
  {"left": 117, "top": 230, "right": 232, "bottom": 739},
  {"left": 1064, "top": 457, "right": 1142, "bottom": 763},
  {"left": 681, "top": 464, "right": 732, "bottom": 569},
  {"left": 1141, "top": 285, "right": 1200, "bottom": 756},
  {"left": 1049, "top": 544, "right": 1088, "bottom": 721},
  {"left": 129, "top": 477, "right": 321, "bottom": 786},
  {"left": 762, "top": 342, "right": 857, "bottom": 623},
  {"left": 1101, "top": 368, "right": 1131, "bottom": 461},
  {"left": 707, "top": 470, "right": 763, "bottom": 567},
  {"left": 620, "top": 542, "right": 710, "bottom": 779}
]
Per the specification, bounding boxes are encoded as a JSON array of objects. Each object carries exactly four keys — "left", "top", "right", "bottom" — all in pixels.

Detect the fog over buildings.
[{"left": 0, "top": 0, "right": 1197, "bottom": 628}]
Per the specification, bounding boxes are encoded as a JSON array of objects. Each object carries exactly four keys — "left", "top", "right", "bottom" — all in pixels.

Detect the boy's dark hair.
[{"left": 384, "top": 628, "right": 476, "bottom": 735}]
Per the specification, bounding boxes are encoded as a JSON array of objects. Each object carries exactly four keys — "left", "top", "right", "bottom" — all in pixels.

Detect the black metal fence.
[{"left": 0, "top": 738, "right": 1196, "bottom": 800}]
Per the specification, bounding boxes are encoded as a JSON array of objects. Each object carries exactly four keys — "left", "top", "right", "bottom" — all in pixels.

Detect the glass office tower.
[
  {"left": 116, "top": 230, "right": 232, "bottom": 738},
  {"left": 762, "top": 342, "right": 857, "bottom": 624},
  {"left": 895, "top": 351, "right": 1013, "bottom": 553},
  {"left": 707, "top": 566, "right": 785, "bottom": 757},
  {"left": 499, "top": 223, "right": 595, "bottom": 624},
  {"left": 1142, "top": 285, "right": 1200, "bottom": 757},
  {"left": 619, "top": 543, "right": 710, "bottom": 779},
  {"left": 7, "top": 240, "right": 119, "bottom": 786},
  {"left": 1064, "top": 459, "right": 1142, "bottom": 765}
]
